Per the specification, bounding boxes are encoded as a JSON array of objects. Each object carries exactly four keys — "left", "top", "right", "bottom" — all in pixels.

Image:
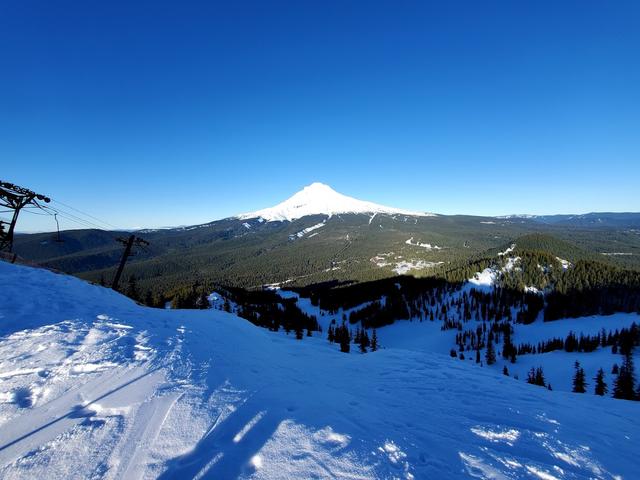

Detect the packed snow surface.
[
  {"left": 1, "top": 262, "right": 639, "bottom": 479},
  {"left": 238, "top": 182, "right": 434, "bottom": 222}
]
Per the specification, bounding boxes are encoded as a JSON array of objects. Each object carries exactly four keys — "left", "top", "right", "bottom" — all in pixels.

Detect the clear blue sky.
[{"left": 1, "top": 1, "right": 639, "bottom": 231}]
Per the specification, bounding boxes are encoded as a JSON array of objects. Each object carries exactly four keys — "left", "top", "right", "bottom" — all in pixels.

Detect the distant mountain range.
[{"left": 499, "top": 212, "right": 640, "bottom": 228}]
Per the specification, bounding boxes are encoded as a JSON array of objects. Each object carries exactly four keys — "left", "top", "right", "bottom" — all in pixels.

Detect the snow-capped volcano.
[{"left": 238, "top": 182, "right": 434, "bottom": 222}]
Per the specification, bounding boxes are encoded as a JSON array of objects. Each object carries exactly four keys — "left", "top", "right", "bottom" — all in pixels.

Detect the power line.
[
  {"left": 1, "top": 183, "right": 120, "bottom": 233},
  {"left": 39, "top": 204, "right": 113, "bottom": 232},
  {"left": 24, "top": 204, "right": 109, "bottom": 232},
  {"left": 21, "top": 197, "right": 117, "bottom": 233},
  {"left": 22, "top": 209, "right": 53, "bottom": 216},
  {"left": 50, "top": 199, "right": 119, "bottom": 230}
]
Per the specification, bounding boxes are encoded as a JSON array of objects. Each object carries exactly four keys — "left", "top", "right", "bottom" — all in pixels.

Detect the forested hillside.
[{"left": 13, "top": 212, "right": 640, "bottom": 299}]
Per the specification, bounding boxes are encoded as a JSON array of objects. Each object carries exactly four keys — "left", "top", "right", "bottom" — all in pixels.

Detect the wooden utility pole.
[
  {"left": 112, "top": 235, "right": 149, "bottom": 291},
  {"left": 0, "top": 181, "right": 51, "bottom": 252}
]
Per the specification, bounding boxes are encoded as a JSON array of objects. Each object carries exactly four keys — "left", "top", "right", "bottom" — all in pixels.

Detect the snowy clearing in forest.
[{"left": 405, "top": 237, "right": 441, "bottom": 250}]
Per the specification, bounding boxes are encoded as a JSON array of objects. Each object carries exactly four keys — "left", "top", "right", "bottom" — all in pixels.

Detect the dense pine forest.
[{"left": 13, "top": 213, "right": 640, "bottom": 296}]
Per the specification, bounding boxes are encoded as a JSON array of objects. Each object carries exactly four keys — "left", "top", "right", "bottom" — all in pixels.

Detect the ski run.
[{"left": 0, "top": 261, "right": 639, "bottom": 479}]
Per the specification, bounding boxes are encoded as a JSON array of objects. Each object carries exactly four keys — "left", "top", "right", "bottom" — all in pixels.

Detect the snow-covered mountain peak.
[{"left": 238, "top": 182, "right": 435, "bottom": 222}]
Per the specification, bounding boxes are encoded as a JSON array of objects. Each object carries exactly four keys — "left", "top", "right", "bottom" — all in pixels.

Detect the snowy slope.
[
  {"left": 237, "top": 182, "right": 434, "bottom": 222},
  {"left": 1, "top": 262, "right": 639, "bottom": 479},
  {"left": 276, "top": 286, "right": 640, "bottom": 394}
]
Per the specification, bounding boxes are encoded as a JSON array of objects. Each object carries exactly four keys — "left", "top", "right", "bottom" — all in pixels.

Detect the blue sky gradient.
[{"left": 1, "top": 1, "right": 639, "bottom": 231}]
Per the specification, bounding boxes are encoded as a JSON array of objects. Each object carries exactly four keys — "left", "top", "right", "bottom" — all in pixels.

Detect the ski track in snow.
[{"left": 0, "top": 261, "right": 639, "bottom": 479}]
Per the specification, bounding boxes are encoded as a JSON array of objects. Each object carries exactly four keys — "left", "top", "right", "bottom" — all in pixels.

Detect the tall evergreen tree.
[
  {"left": 371, "top": 329, "right": 378, "bottom": 352},
  {"left": 527, "top": 367, "right": 546, "bottom": 387},
  {"left": 125, "top": 274, "right": 140, "bottom": 301},
  {"left": 613, "top": 354, "right": 636, "bottom": 400},
  {"left": 485, "top": 332, "right": 496, "bottom": 365},
  {"left": 527, "top": 368, "right": 536, "bottom": 384},
  {"left": 144, "top": 290, "right": 153, "bottom": 307},
  {"left": 572, "top": 361, "right": 587, "bottom": 393},
  {"left": 335, "top": 323, "right": 350, "bottom": 353},
  {"left": 195, "top": 291, "right": 209, "bottom": 309},
  {"left": 594, "top": 368, "right": 607, "bottom": 396}
]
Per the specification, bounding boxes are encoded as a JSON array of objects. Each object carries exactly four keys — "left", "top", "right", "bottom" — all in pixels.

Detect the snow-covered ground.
[
  {"left": 392, "top": 260, "right": 444, "bottom": 275},
  {"left": 370, "top": 253, "right": 443, "bottom": 275},
  {"left": 469, "top": 268, "right": 497, "bottom": 288},
  {"left": 404, "top": 237, "right": 441, "bottom": 250},
  {"left": 279, "top": 283, "right": 640, "bottom": 395},
  {"left": 1, "top": 261, "right": 639, "bottom": 479},
  {"left": 372, "top": 312, "right": 640, "bottom": 393},
  {"left": 289, "top": 221, "right": 326, "bottom": 240}
]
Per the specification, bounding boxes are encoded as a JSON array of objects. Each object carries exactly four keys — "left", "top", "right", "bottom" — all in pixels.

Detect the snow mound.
[{"left": 238, "top": 182, "right": 434, "bottom": 222}]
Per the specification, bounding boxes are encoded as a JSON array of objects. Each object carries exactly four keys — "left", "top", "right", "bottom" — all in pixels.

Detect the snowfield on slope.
[
  {"left": 237, "top": 182, "right": 433, "bottom": 222},
  {"left": 0, "top": 261, "right": 639, "bottom": 479}
]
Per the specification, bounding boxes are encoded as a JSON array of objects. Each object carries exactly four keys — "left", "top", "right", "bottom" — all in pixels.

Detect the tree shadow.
[
  {"left": 158, "top": 397, "right": 282, "bottom": 480},
  {"left": 12, "top": 387, "right": 32, "bottom": 408}
]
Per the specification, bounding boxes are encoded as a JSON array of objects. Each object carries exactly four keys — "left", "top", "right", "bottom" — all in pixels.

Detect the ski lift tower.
[{"left": 0, "top": 181, "right": 51, "bottom": 252}]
